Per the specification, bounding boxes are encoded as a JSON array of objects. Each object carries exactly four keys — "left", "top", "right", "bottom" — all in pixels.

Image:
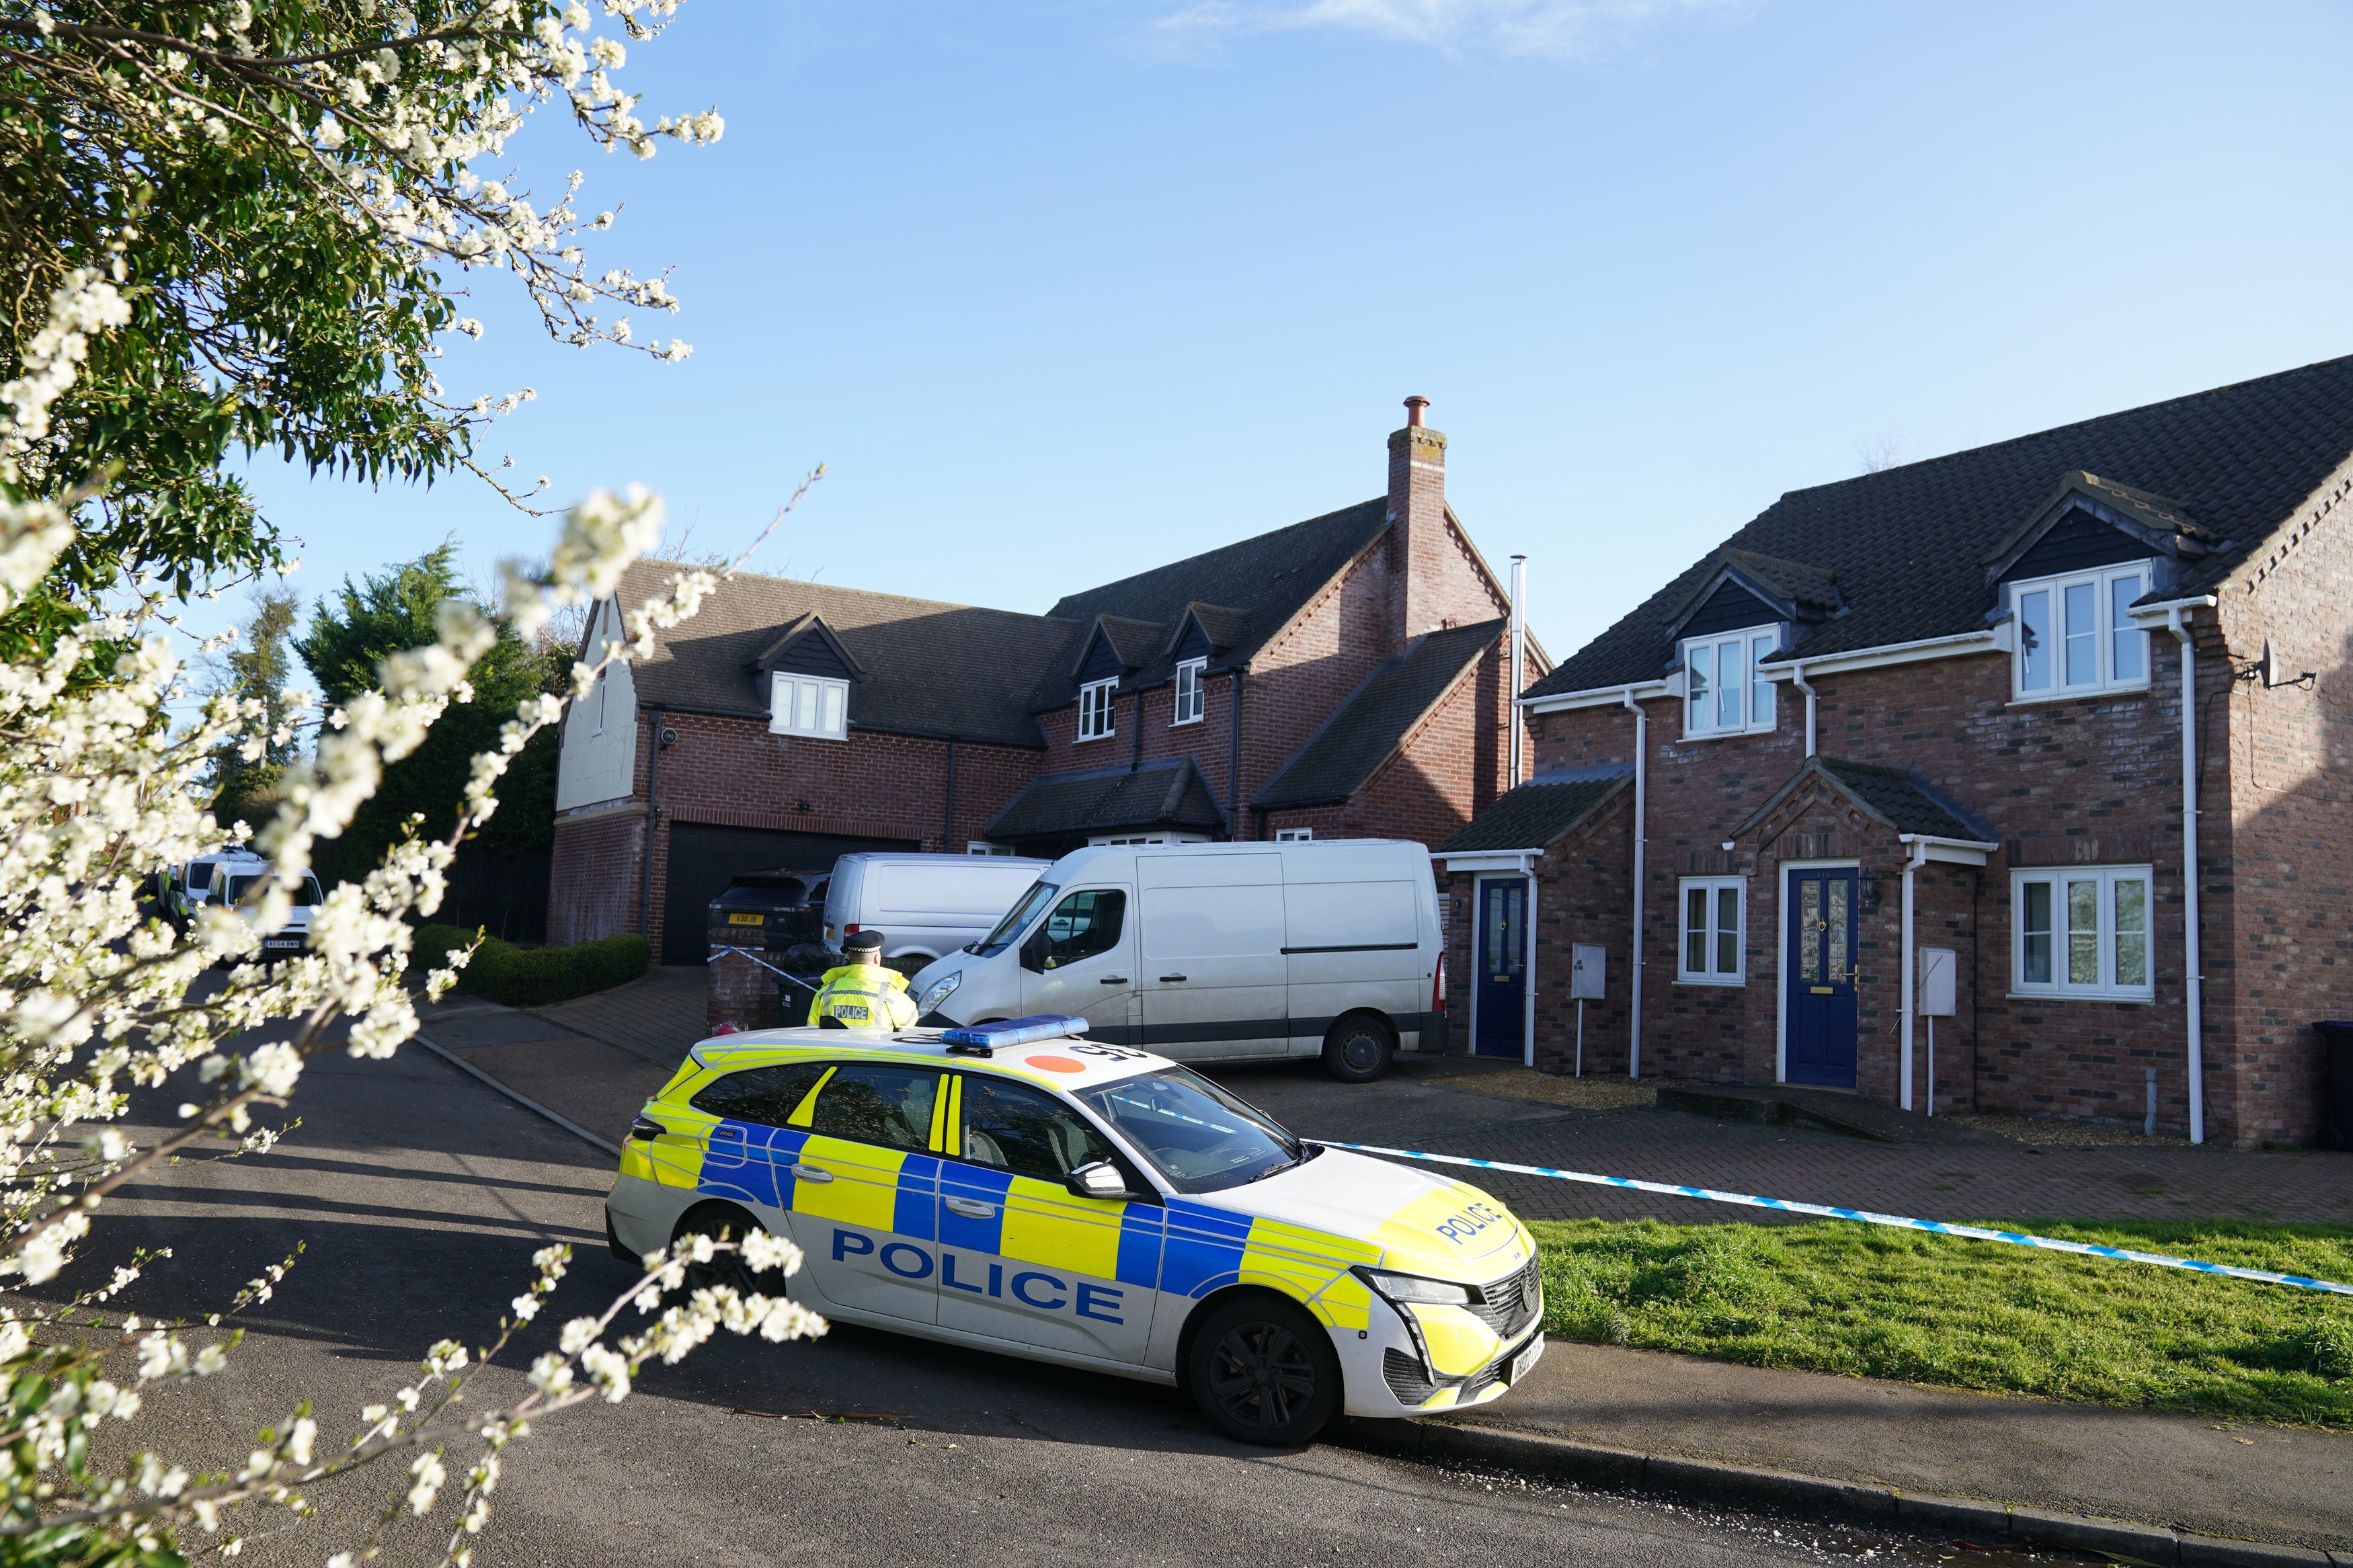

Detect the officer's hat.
[{"left": 841, "top": 930, "right": 884, "bottom": 956}]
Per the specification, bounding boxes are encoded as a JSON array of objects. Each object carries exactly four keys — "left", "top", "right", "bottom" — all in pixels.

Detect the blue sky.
[{"left": 233, "top": 0, "right": 2353, "bottom": 668}]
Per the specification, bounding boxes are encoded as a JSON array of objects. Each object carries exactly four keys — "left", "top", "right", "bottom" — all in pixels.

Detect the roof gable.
[
  {"left": 1254, "top": 619, "right": 1505, "bottom": 811},
  {"left": 1437, "top": 767, "right": 1632, "bottom": 854},
  {"left": 1531, "top": 356, "right": 2353, "bottom": 698},
  {"left": 750, "top": 613, "right": 865, "bottom": 682},
  {"left": 1732, "top": 756, "right": 1996, "bottom": 844}
]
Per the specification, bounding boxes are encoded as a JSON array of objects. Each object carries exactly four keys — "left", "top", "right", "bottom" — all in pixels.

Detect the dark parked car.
[{"left": 707, "top": 868, "right": 832, "bottom": 961}]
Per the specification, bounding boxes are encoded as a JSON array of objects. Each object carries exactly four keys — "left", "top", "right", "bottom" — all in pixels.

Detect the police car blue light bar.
[{"left": 939, "top": 1015, "right": 1087, "bottom": 1055}]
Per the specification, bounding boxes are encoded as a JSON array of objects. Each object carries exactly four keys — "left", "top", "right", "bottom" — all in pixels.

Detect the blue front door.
[
  {"left": 1474, "top": 877, "right": 1527, "bottom": 1059},
  {"left": 1785, "top": 868, "right": 1859, "bottom": 1088}
]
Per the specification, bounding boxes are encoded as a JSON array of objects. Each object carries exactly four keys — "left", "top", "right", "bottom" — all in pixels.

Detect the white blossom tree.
[{"left": 0, "top": 3, "right": 835, "bottom": 1563}]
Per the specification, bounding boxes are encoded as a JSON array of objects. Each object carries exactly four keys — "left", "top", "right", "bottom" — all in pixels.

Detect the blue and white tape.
[{"left": 1312, "top": 1140, "right": 2353, "bottom": 1298}]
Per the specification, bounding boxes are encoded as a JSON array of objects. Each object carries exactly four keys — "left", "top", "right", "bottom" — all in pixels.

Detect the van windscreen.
[{"left": 975, "top": 880, "right": 1058, "bottom": 956}]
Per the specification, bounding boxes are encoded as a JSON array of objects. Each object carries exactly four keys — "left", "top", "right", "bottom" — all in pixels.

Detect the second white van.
[
  {"left": 820, "top": 852, "right": 1051, "bottom": 970},
  {"left": 906, "top": 839, "right": 1445, "bottom": 1081}
]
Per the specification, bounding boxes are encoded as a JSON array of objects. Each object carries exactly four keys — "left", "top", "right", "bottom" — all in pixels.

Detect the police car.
[{"left": 605, "top": 1016, "right": 1544, "bottom": 1446}]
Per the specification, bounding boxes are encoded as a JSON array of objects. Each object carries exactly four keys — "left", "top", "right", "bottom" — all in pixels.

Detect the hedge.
[{"left": 413, "top": 924, "right": 650, "bottom": 1007}]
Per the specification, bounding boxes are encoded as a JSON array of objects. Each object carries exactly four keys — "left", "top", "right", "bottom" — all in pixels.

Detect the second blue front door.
[
  {"left": 1785, "top": 868, "right": 1859, "bottom": 1088},
  {"left": 1474, "top": 877, "right": 1527, "bottom": 1059}
]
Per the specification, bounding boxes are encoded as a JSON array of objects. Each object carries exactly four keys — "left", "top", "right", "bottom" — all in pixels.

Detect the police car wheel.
[
  {"left": 670, "top": 1208, "right": 762, "bottom": 1298},
  {"left": 1320, "top": 1014, "right": 1394, "bottom": 1084},
  {"left": 1186, "top": 1296, "right": 1340, "bottom": 1446}
]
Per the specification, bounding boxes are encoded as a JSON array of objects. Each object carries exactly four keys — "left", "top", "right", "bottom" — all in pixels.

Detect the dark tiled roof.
[
  {"left": 1733, "top": 757, "right": 1995, "bottom": 843},
  {"left": 1438, "top": 767, "right": 1632, "bottom": 854},
  {"left": 614, "top": 560, "right": 1076, "bottom": 748},
  {"left": 1038, "top": 500, "right": 1390, "bottom": 706},
  {"left": 1254, "top": 619, "right": 1507, "bottom": 810},
  {"left": 984, "top": 757, "right": 1225, "bottom": 841},
  {"left": 1530, "top": 356, "right": 2353, "bottom": 696}
]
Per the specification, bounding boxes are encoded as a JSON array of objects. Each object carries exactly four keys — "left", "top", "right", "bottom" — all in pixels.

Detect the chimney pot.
[{"left": 1404, "top": 395, "right": 1429, "bottom": 428}]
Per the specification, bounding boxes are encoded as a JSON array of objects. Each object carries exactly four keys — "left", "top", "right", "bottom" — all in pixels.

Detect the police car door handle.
[
  {"left": 943, "top": 1196, "right": 996, "bottom": 1219},
  {"left": 789, "top": 1163, "right": 834, "bottom": 1183}
]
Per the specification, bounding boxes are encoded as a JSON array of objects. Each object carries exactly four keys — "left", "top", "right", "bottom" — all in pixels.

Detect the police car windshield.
[
  {"left": 1076, "top": 1067, "right": 1303, "bottom": 1194},
  {"left": 975, "top": 881, "right": 1058, "bottom": 956}
]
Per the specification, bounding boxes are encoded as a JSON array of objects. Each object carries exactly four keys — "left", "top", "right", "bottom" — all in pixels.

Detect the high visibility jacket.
[{"left": 806, "top": 963, "right": 918, "bottom": 1030}]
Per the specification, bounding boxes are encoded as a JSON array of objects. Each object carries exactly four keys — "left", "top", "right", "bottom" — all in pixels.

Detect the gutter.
[
  {"left": 1788, "top": 661, "right": 1819, "bottom": 757},
  {"left": 1523, "top": 628, "right": 2003, "bottom": 718},
  {"left": 2145, "top": 594, "right": 2220, "bottom": 1145},
  {"left": 1620, "top": 686, "right": 1648, "bottom": 1079}
]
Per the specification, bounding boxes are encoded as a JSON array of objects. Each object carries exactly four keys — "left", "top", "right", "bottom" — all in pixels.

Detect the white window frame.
[
  {"left": 2010, "top": 561, "right": 2154, "bottom": 701},
  {"left": 1077, "top": 678, "right": 1117, "bottom": 742},
  {"left": 1086, "top": 832, "right": 1209, "bottom": 848},
  {"left": 1679, "top": 626, "right": 1780, "bottom": 738},
  {"left": 1274, "top": 827, "right": 1313, "bottom": 842},
  {"left": 967, "top": 841, "right": 1016, "bottom": 856},
  {"left": 2010, "top": 866, "right": 2154, "bottom": 1001},
  {"left": 1677, "top": 875, "right": 1746, "bottom": 985},
  {"left": 1172, "top": 658, "right": 1207, "bottom": 727},
  {"left": 769, "top": 672, "right": 849, "bottom": 740}
]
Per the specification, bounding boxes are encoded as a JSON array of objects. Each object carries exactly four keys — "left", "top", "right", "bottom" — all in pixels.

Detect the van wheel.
[
  {"left": 1186, "top": 1294, "right": 1341, "bottom": 1446},
  {"left": 1321, "top": 1014, "right": 1395, "bottom": 1083}
]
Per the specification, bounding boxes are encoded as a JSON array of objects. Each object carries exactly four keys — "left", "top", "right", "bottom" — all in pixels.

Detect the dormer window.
[
  {"left": 1078, "top": 678, "right": 1117, "bottom": 741},
  {"left": 1171, "top": 658, "right": 1206, "bottom": 726},
  {"left": 2012, "top": 563, "right": 2151, "bottom": 700},
  {"left": 771, "top": 673, "right": 847, "bottom": 739},
  {"left": 1681, "top": 627, "right": 1779, "bottom": 737}
]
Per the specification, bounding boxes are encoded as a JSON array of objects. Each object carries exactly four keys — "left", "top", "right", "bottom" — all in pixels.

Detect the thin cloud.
[{"left": 1150, "top": 0, "right": 1763, "bottom": 60}]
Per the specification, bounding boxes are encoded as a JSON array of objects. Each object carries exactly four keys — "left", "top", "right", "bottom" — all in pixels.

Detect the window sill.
[
  {"left": 1169, "top": 716, "right": 1204, "bottom": 729},
  {"left": 1675, "top": 726, "right": 1778, "bottom": 744},
  {"left": 1074, "top": 732, "right": 1114, "bottom": 744},
  {"left": 2006, "top": 684, "right": 2151, "bottom": 708},
  {"left": 770, "top": 727, "right": 848, "bottom": 741},
  {"left": 1675, "top": 975, "right": 1746, "bottom": 987},
  {"left": 2003, "top": 990, "right": 2155, "bottom": 1005}
]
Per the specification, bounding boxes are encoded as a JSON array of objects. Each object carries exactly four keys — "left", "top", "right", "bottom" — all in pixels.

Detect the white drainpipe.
[
  {"left": 1621, "top": 686, "right": 1647, "bottom": 1079},
  {"left": 2165, "top": 601, "right": 2212, "bottom": 1145},
  {"left": 1789, "top": 661, "right": 1819, "bottom": 757},
  {"left": 1899, "top": 838, "right": 1927, "bottom": 1112}
]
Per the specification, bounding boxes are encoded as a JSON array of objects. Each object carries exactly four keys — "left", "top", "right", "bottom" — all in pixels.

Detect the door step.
[{"left": 1653, "top": 1083, "right": 2003, "bottom": 1146}]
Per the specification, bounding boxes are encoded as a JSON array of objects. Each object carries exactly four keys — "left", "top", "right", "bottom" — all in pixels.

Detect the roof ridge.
[
  {"left": 1774, "top": 352, "right": 2353, "bottom": 501},
  {"left": 623, "top": 559, "right": 1074, "bottom": 628},
  {"left": 1053, "top": 497, "right": 1384, "bottom": 604}
]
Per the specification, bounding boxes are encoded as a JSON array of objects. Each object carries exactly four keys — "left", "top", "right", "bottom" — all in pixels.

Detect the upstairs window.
[
  {"left": 2013, "top": 866, "right": 2152, "bottom": 1000},
  {"left": 771, "top": 673, "right": 847, "bottom": 739},
  {"left": 1681, "top": 627, "right": 1779, "bottom": 737},
  {"left": 1172, "top": 658, "right": 1207, "bottom": 726},
  {"left": 1077, "top": 678, "right": 1117, "bottom": 741},
  {"left": 2013, "top": 563, "right": 2151, "bottom": 699},
  {"left": 1274, "top": 827, "right": 1313, "bottom": 842}
]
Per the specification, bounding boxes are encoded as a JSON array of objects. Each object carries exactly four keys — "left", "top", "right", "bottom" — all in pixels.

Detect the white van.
[
  {"left": 821, "top": 853, "right": 1051, "bottom": 970},
  {"left": 906, "top": 839, "right": 1446, "bottom": 1082}
]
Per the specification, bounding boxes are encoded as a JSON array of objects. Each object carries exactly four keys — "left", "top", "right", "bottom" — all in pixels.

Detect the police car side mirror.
[
  {"left": 1065, "top": 1161, "right": 1135, "bottom": 1202},
  {"left": 1019, "top": 931, "right": 1049, "bottom": 975}
]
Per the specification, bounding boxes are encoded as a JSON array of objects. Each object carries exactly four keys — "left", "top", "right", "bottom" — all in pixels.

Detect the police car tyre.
[
  {"left": 1320, "top": 1013, "right": 1394, "bottom": 1084},
  {"left": 1185, "top": 1294, "right": 1341, "bottom": 1447},
  {"left": 670, "top": 1202, "right": 762, "bottom": 1297}
]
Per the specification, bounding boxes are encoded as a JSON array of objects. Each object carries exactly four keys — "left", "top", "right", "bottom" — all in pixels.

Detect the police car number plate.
[
  {"left": 263, "top": 938, "right": 301, "bottom": 952},
  {"left": 727, "top": 912, "right": 764, "bottom": 925},
  {"left": 1508, "top": 1337, "right": 1543, "bottom": 1386}
]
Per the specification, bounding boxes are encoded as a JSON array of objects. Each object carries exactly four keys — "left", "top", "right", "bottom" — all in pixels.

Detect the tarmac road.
[{"left": 67, "top": 1038, "right": 2067, "bottom": 1568}]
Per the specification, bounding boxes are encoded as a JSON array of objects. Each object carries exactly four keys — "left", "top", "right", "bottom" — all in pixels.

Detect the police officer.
[{"left": 806, "top": 930, "right": 918, "bottom": 1030}]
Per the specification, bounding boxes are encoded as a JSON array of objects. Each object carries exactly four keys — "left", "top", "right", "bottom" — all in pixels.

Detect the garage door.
[{"left": 662, "top": 822, "right": 918, "bottom": 966}]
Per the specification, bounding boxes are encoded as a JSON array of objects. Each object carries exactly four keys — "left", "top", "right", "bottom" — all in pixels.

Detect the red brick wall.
[
  {"left": 1524, "top": 629, "right": 2242, "bottom": 1132},
  {"left": 2216, "top": 464, "right": 2353, "bottom": 1143},
  {"left": 551, "top": 708, "right": 1044, "bottom": 962},
  {"left": 547, "top": 805, "right": 645, "bottom": 948}
]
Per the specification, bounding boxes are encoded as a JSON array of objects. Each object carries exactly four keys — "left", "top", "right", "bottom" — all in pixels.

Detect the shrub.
[{"left": 413, "top": 926, "right": 651, "bottom": 1007}]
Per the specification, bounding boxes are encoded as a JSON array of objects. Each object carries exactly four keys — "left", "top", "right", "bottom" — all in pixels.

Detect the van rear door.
[
  {"left": 1281, "top": 843, "right": 1425, "bottom": 1053},
  {"left": 1136, "top": 852, "right": 1287, "bottom": 1061}
]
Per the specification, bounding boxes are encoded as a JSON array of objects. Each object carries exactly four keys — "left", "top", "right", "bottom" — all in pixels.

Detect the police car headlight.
[
  {"left": 1355, "top": 1267, "right": 1474, "bottom": 1307},
  {"left": 916, "top": 971, "right": 961, "bottom": 1013}
]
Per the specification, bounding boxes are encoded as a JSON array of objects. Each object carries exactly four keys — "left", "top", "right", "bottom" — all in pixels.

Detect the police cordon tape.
[{"left": 1308, "top": 1140, "right": 2353, "bottom": 1298}]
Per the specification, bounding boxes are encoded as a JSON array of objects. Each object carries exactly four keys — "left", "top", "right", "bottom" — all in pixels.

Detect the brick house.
[
  {"left": 1437, "top": 356, "right": 2353, "bottom": 1145},
  {"left": 549, "top": 401, "right": 1545, "bottom": 965}
]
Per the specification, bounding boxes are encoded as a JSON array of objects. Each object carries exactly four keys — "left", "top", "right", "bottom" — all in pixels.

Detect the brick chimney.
[{"left": 1386, "top": 395, "right": 1449, "bottom": 647}]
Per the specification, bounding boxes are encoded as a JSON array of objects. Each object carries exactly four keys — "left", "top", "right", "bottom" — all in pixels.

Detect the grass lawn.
[{"left": 1529, "top": 1217, "right": 2353, "bottom": 1427}]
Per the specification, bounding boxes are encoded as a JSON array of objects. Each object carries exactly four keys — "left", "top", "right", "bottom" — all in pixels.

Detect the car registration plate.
[
  {"left": 1507, "top": 1337, "right": 1543, "bottom": 1386},
  {"left": 263, "top": 939, "right": 301, "bottom": 952},
  {"left": 727, "top": 912, "right": 764, "bottom": 926}
]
